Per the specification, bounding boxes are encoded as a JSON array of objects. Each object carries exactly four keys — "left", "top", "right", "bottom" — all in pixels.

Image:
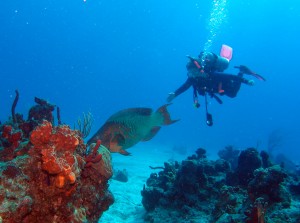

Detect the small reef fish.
[{"left": 87, "top": 104, "right": 178, "bottom": 155}]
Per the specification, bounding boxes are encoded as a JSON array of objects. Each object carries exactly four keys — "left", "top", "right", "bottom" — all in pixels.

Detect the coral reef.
[
  {"left": 141, "top": 147, "right": 300, "bottom": 223},
  {"left": 0, "top": 96, "right": 114, "bottom": 223},
  {"left": 235, "top": 148, "right": 262, "bottom": 186},
  {"left": 28, "top": 97, "right": 56, "bottom": 125},
  {"left": 218, "top": 145, "right": 240, "bottom": 170},
  {"left": 76, "top": 112, "right": 94, "bottom": 139},
  {"left": 29, "top": 120, "right": 83, "bottom": 189},
  {"left": 0, "top": 125, "right": 24, "bottom": 161}
]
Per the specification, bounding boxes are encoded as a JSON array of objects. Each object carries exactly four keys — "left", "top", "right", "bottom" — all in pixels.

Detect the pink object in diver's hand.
[
  {"left": 220, "top": 44, "right": 233, "bottom": 61},
  {"left": 193, "top": 60, "right": 201, "bottom": 69}
]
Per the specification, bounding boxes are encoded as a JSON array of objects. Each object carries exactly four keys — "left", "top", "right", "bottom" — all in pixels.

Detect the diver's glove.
[
  {"left": 167, "top": 92, "right": 176, "bottom": 102},
  {"left": 247, "top": 79, "right": 255, "bottom": 86}
]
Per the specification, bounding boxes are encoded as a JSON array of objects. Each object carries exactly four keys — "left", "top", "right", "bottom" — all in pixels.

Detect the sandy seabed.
[{"left": 99, "top": 143, "right": 186, "bottom": 223}]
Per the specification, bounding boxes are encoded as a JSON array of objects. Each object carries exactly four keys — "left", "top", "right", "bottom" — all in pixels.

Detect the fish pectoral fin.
[
  {"left": 141, "top": 126, "right": 161, "bottom": 141},
  {"left": 120, "top": 149, "right": 131, "bottom": 156},
  {"left": 109, "top": 133, "right": 126, "bottom": 153},
  {"left": 111, "top": 133, "right": 125, "bottom": 145}
]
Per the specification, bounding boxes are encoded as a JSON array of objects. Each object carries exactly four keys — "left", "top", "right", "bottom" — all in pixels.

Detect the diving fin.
[{"left": 235, "top": 65, "right": 266, "bottom": 81}]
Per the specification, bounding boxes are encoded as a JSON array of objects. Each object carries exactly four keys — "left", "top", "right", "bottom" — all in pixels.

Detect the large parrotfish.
[{"left": 87, "top": 104, "right": 178, "bottom": 155}]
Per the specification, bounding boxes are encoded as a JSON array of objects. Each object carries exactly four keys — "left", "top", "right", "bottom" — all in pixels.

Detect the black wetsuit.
[{"left": 174, "top": 71, "right": 250, "bottom": 99}]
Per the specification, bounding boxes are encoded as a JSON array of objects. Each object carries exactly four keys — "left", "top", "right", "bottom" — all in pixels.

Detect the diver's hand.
[
  {"left": 167, "top": 92, "right": 176, "bottom": 102},
  {"left": 247, "top": 79, "right": 255, "bottom": 86}
]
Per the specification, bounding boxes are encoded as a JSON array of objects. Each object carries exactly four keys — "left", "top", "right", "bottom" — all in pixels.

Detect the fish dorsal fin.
[
  {"left": 141, "top": 126, "right": 161, "bottom": 141},
  {"left": 129, "top": 108, "right": 153, "bottom": 116},
  {"left": 108, "top": 108, "right": 153, "bottom": 122}
]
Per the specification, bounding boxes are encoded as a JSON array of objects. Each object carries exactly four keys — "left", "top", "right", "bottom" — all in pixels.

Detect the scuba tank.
[
  {"left": 186, "top": 53, "right": 229, "bottom": 78},
  {"left": 187, "top": 44, "right": 233, "bottom": 77},
  {"left": 200, "top": 52, "right": 230, "bottom": 73},
  {"left": 199, "top": 44, "right": 233, "bottom": 73}
]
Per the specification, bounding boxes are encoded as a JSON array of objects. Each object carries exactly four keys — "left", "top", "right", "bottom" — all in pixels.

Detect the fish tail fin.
[{"left": 156, "top": 104, "right": 179, "bottom": 125}]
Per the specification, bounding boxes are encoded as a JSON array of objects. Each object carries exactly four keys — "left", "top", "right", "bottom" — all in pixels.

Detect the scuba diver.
[{"left": 167, "top": 45, "right": 266, "bottom": 126}]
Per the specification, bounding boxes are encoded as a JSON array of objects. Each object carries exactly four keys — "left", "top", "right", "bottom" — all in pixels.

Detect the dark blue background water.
[{"left": 1, "top": 0, "right": 299, "bottom": 161}]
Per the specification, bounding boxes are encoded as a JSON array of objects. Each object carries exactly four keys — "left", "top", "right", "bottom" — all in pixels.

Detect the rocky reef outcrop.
[
  {"left": 141, "top": 147, "right": 300, "bottom": 223},
  {"left": 0, "top": 96, "right": 113, "bottom": 223}
]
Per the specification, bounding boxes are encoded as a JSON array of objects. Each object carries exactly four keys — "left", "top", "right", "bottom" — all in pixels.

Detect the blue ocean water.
[{"left": 1, "top": 0, "right": 299, "bottom": 161}]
